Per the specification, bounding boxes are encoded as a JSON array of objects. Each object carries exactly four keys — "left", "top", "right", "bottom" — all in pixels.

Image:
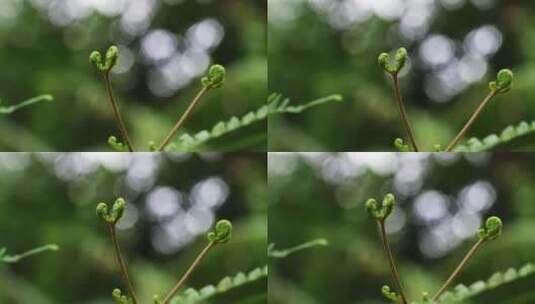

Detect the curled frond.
[
  {"left": 378, "top": 48, "right": 408, "bottom": 74},
  {"left": 108, "top": 136, "right": 129, "bottom": 152},
  {"left": 207, "top": 220, "right": 232, "bottom": 244},
  {"left": 201, "top": 64, "right": 226, "bottom": 89},
  {"left": 90, "top": 51, "right": 103, "bottom": 70},
  {"left": 90, "top": 45, "right": 119, "bottom": 72},
  {"left": 477, "top": 216, "right": 503, "bottom": 241},
  {"left": 365, "top": 193, "right": 395, "bottom": 221},
  {"left": 96, "top": 198, "right": 126, "bottom": 224},
  {"left": 489, "top": 69, "right": 513, "bottom": 94},
  {"left": 381, "top": 285, "right": 402, "bottom": 303},
  {"left": 106, "top": 46, "right": 119, "bottom": 71},
  {"left": 394, "top": 48, "right": 408, "bottom": 71},
  {"left": 394, "top": 138, "right": 411, "bottom": 152},
  {"left": 112, "top": 288, "right": 132, "bottom": 304}
]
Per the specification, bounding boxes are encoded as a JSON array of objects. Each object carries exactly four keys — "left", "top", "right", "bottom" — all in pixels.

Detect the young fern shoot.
[
  {"left": 160, "top": 219, "right": 232, "bottom": 304},
  {"left": 445, "top": 70, "right": 513, "bottom": 152},
  {"left": 365, "top": 193, "right": 409, "bottom": 304},
  {"left": 364, "top": 193, "right": 504, "bottom": 304},
  {"left": 379, "top": 48, "right": 419, "bottom": 152},
  {"left": 97, "top": 198, "right": 139, "bottom": 304},
  {"left": 156, "top": 64, "right": 226, "bottom": 152},
  {"left": 90, "top": 46, "right": 135, "bottom": 152},
  {"left": 96, "top": 197, "right": 232, "bottom": 304},
  {"left": 431, "top": 216, "right": 502, "bottom": 301},
  {"left": 380, "top": 47, "right": 515, "bottom": 152}
]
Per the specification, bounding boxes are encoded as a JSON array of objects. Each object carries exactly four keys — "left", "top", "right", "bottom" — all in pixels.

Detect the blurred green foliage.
[
  {"left": 0, "top": 0, "right": 266, "bottom": 151},
  {"left": 269, "top": 152, "right": 535, "bottom": 303},
  {"left": 0, "top": 152, "right": 266, "bottom": 303},
  {"left": 268, "top": 1, "right": 535, "bottom": 151}
]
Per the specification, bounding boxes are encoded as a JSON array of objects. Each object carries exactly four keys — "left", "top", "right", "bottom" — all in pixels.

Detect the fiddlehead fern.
[
  {"left": 378, "top": 47, "right": 419, "bottom": 152},
  {"left": 108, "top": 136, "right": 129, "bottom": 152},
  {"left": 365, "top": 193, "right": 395, "bottom": 222},
  {"left": 477, "top": 216, "right": 503, "bottom": 241},
  {"left": 156, "top": 65, "right": 226, "bottom": 152},
  {"left": 378, "top": 47, "right": 519, "bottom": 152},
  {"left": 96, "top": 198, "right": 126, "bottom": 225},
  {"left": 96, "top": 196, "right": 237, "bottom": 304},
  {"left": 431, "top": 216, "right": 503, "bottom": 301},
  {"left": 207, "top": 219, "right": 232, "bottom": 244},
  {"left": 445, "top": 69, "right": 514, "bottom": 151},
  {"left": 382, "top": 285, "right": 403, "bottom": 303},
  {"left": 365, "top": 193, "right": 408, "bottom": 304},
  {"left": 364, "top": 191, "right": 507, "bottom": 303},
  {"left": 394, "top": 138, "right": 411, "bottom": 152},
  {"left": 378, "top": 48, "right": 408, "bottom": 74},
  {"left": 201, "top": 64, "right": 226, "bottom": 89},
  {"left": 90, "top": 46, "right": 135, "bottom": 152},
  {"left": 161, "top": 219, "right": 233, "bottom": 304},
  {"left": 90, "top": 46, "right": 119, "bottom": 73},
  {"left": 488, "top": 69, "right": 513, "bottom": 94},
  {"left": 112, "top": 288, "right": 133, "bottom": 304},
  {"left": 96, "top": 198, "right": 139, "bottom": 304}
]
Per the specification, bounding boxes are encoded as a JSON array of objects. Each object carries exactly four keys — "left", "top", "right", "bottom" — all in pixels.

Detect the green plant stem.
[
  {"left": 103, "top": 73, "right": 135, "bottom": 152},
  {"left": 432, "top": 238, "right": 485, "bottom": 301},
  {"left": 268, "top": 238, "right": 328, "bottom": 258},
  {"left": 0, "top": 95, "right": 53, "bottom": 115},
  {"left": 391, "top": 73, "right": 419, "bottom": 152},
  {"left": 157, "top": 86, "right": 210, "bottom": 151},
  {"left": 445, "top": 90, "right": 497, "bottom": 152},
  {"left": 1, "top": 244, "right": 58, "bottom": 263},
  {"left": 162, "top": 241, "right": 216, "bottom": 304},
  {"left": 108, "top": 224, "right": 139, "bottom": 304},
  {"left": 378, "top": 220, "right": 408, "bottom": 304}
]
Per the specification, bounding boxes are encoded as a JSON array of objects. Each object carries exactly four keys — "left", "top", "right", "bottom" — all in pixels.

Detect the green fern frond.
[
  {"left": 268, "top": 92, "right": 343, "bottom": 114},
  {"left": 268, "top": 238, "right": 328, "bottom": 258},
  {"left": 0, "top": 95, "right": 53, "bottom": 115},
  {"left": 453, "top": 121, "right": 535, "bottom": 152},
  {"left": 436, "top": 262, "right": 535, "bottom": 303},
  {"left": 169, "top": 265, "right": 268, "bottom": 304},
  {"left": 406, "top": 262, "right": 535, "bottom": 304},
  {"left": 169, "top": 93, "right": 342, "bottom": 151},
  {"left": 0, "top": 244, "right": 59, "bottom": 263}
]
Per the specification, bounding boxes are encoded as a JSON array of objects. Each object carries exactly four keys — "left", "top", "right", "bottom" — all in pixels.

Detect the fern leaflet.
[
  {"left": 404, "top": 262, "right": 535, "bottom": 304},
  {"left": 165, "top": 93, "right": 342, "bottom": 151},
  {"left": 453, "top": 121, "right": 535, "bottom": 152},
  {"left": 170, "top": 265, "right": 268, "bottom": 304},
  {"left": 436, "top": 262, "right": 535, "bottom": 303}
]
